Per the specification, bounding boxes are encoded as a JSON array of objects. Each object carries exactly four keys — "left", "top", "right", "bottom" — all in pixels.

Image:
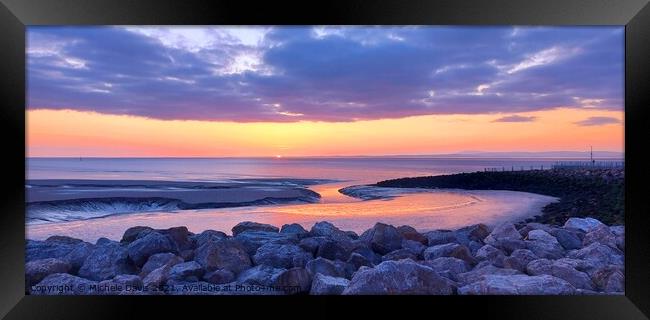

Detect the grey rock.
[
  {"left": 253, "top": 243, "right": 312, "bottom": 269},
  {"left": 424, "top": 230, "right": 458, "bottom": 246},
  {"left": 298, "top": 236, "right": 329, "bottom": 255},
  {"left": 342, "top": 259, "right": 454, "bottom": 295},
  {"left": 475, "top": 245, "right": 506, "bottom": 268},
  {"left": 396, "top": 225, "right": 428, "bottom": 244},
  {"left": 455, "top": 224, "right": 491, "bottom": 243},
  {"left": 524, "top": 239, "right": 565, "bottom": 260},
  {"left": 96, "top": 274, "right": 143, "bottom": 295},
  {"left": 350, "top": 244, "right": 382, "bottom": 265},
  {"left": 127, "top": 231, "right": 176, "bottom": 266},
  {"left": 401, "top": 239, "right": 426, "bottom": 257},
  {"left": 504, "top": 249, "right": 538, "bottom": 272},
  {"left": 458, "top": 274, "right": 576, "bottom": 295},
  {"left": 489, "top": 238, "right": 527, "bottom": 255},
  {"left": 382, "top": 249, "right": 417, "bottom": 262},
  {"left": 526, "top": 259, "right": 594, "bottom": 290},
  {"left": 79, "top": 242, "right": 136, "bottom": 281},
  {"left": 484, "top": 222, "right": 522, "bottom": 246},
  {"left": 157, "top": 226, "right": 194, "bottom": 251},
  {"left": 567, "top": 242, "right": 624, "bottom": 267},
  {"left": 274, "top": 267, "right": 312, "bottom": 294},
  {"left": 421, "top": 257, "right": 469, "bottom": 281},
  {"left": 316, "top": 239, "right": 351, "bottom": 261},
  {"left": 31, "top": 273, "right": 98, "bottom": 295},
  {"left": 202, "top": 269, "right": 235, "bottom": 284},
  {"left": 359, "top": 222, "right": 403, "bottom": 255},
  {"left": 142, "top": 264, "right": 172, "bottom": 289},
  {"left": 456, "top": 264, "right": 522, "bottom": 285},
  {"left": 310, "top": 273, "right": 349, "bottom": 295},
  {"left": 191, "top": 230, "right": 228, "bottom": 248},
  {"left": 25, "top": 258, "right": 72, "bottom": 288},
  {"left": 309, "top": 221, "right": 351, "bottom": 241},
  {"left": 348, "top": 252, "right": 374, "bottom": 270},
  {"left": 140, "top": 252, "right": 183, "bottom": 277},
  {"left": 550, "top": 229, "right": 583, "bottom": 250},
  {"left": 280, "top": 223, "right": 308, "bottom": 235},
  {"left": 120, "top": 226, "right": 154, "bottom": 243},
  {"left": 169, "top": 261, "right": 205, "bottom": 281},
  {"left": 526, "top": 229, "right": 559, "bottom": 244},
  {"left": 305, "top": 257, "right": 346, "bottom": 278},
  {"left": 232, "top": 221, "right": 279, "bottom": 236},
  {"left": 194, "top": 239, "right": 252, "bottom": 274},
  {"left": 236, "top": 265, "right": 286, "bottom": 286},
  {"left": 563, "top": 217, "right": 606, "bottom": 233},
  {"left": 591, "top": 265, "right": 625, "bottom": 292},
  {"left": 423, "top": 243, "right": 476, "bottom": 265},
  {"left": 235, "top": 231, "right": 297, "bottom": 256},
  {"left": 582, "top": 225, "right": 618, "bottom": 250}
]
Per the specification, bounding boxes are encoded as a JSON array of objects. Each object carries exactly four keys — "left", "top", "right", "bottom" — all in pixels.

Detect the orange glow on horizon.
[{"left": 26, "top": 108, "right": 624, "bottom": 157}]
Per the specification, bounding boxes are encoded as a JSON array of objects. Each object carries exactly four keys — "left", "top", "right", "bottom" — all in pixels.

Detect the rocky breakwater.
[{"left": 26, "top": 217, "right": 624, "bottom": 295}]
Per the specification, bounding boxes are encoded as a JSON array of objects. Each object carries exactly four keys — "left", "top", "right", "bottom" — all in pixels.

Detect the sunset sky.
[{"left": 27, "top": 26, "right": 624, "bottom": 157}]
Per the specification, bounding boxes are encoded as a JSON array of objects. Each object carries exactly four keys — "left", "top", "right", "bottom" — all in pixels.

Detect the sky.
[{"left": 26, "top": 26, "right": 624, "bottom": 157}]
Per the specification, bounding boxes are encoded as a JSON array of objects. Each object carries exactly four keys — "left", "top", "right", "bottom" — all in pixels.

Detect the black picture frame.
[{"left": 1, "top": 0, "right": 649, "bottom": 319}]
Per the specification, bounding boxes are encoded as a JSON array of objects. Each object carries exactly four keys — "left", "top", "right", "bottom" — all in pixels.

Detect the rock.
[
  {"left": 423, "top": 243, "right": 476, "bottom": 265},
  {"left": 582, "top": 225, "right": 618, "bottom": 250},
  {"left": 484, "top": 222, "right": 522, "bottom": 245},
  {"left": 25, "top": 258, "right": 72, "bottom": 288},
  {"left": 309, "top": 221, "right": 351, "bottom": 241},
  {"left": 475, "top": 245, "right": 506, "bottom": 268},
  {"left": 274, "top": 267, "right": 312, "bottom": 294},
  {"left": 253, "top": 243, "right": 313, "bottom": 269},
  {"left": 202, "top": 269, "right": 235, "bottom": 284},
  {"left": 157, "top": 226, "right": 193, "bottom": 251},
  {"left": 191, "top": 230, "right": 228, "bottom": 248},
  {"left": 397, "top": 225, "right": 428, "bottom": 244},
  {"left": 504, "top": 249, "right": 538, "bottom": 272},
  {"left": 456, "top": 264, "right": 522, "bottom": 285},
  {"left": 563, "top": 217, "right": 606, "bottom": 233},
  {"left": 524, "top": 239, "right": 564, "bottom": 260},
  {"left": 350, "top": 244, "right": 382, "bottom": 265},
  {"left": 591, "top": 265, "right": 625, "bottom": 292},
  {"left": 348, "top": 252, "right": 374, "bottom": 270},
  {"left": 169, "top": 261, "right": 205, "bottom": 281},
  {"left": 62, "top": 242, "right": 95, "bottom": 273},
  {"left": 455, "top": 224, "right": 491, "bottom": 243},
  {"left": 526, "top": 259, "right": 594, "bottom": 290},
  {"left": 298, "top": 236, "right": 329, "bottom": 255},
  {"left": 31, "top": 273, "right": 98, "bottom": 295},
  {"left": 194, "top": 239, "right": 252, "bottom": 274},
  {"left": 382, "top": 249, "right": 417, "bottom": 262},
  {"left": 567, "top": 242, "right": 624, "bottom": 267},
  {"left": 549, "top": 229, "right": 582, "bottom": 250},
  {"left": 280, "top": 223, "right": 308, "bottom": 235},
  {"left": 401, "top": 239, "right": 426, "bottom": 257},
  {"left": 342, "top": 259, "right": 454, "bottom": 295},
  {"left": 421, "top": 257, "right": 469, "bottom": 281},
  {"left": 236, "top": 265, "right": 286, "bottom": 286},
  {"left": 97, "top": 274, "right": 143, "bottom": 295},
  {"left": 45, "top": 235, "right": 84, "bottom": 245},
  {"left": 140, "top": 253, "right": 183, "bottom": 277},
  {"left": 489, "top": 238, "right": 526, "bottom": 255},
  {"left": 316, "top": 240, "right": 351, "bottom": 261},
  {"left": 26, "top": 239, "right": 93, "bottom": 269},
  {"left": 345, "top": 231, "right": 359, "bottom": 240},
  {"left": 458, "top": 274, "right": 576, "bottom": 295},
  {"left": 235, "top": 231, "right": 297, "bottom": 256},
  {"left": 610, "top": 225, "right": 625, "bottom": 237},
  {"left": 127, "top": 231, "right": 176, "bottom": 266},
  {"left": 526, "top": 229, "right": 559, "bottom": 244},
  {"left": 121, "top": 226, "right": 154, "bottom": 243},
  {"left": 305, "top": 257, "right": 346, "bottom": 278},
  {"left": 359, "top": 223, "right": 403, "bottom": 255},
  {"left": 232, "top": 221, "right": 279, "bottom": 236},
  {"left": 424, "top": 230, "right": 457, "bottom": 246},
  {"left": 310, "top": 273, "right": 349, "bottom": 295},
  {"left": 143, "top": 265, "right": 172, "bottom": 289},
  {"left": 78, "top": 242, "right": 136, "bottom": 281}
]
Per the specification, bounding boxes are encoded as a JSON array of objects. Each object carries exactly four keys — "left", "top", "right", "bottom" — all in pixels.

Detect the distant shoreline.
[{"left": 375, "top": 168, "right": 624, "bottom": 226}]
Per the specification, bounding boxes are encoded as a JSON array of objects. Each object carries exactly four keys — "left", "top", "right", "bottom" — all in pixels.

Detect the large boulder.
[
  {"left": 78, "top": 242, "right": 136, "bottom": 281},
  {"left": 235, "top": 231, "right": 297, "bottom": 256},
  {"left": 194, "top": 239, "right": 252, "bottom": 274},
  {"left": 305, "top": 257, "right": 347, "bottom": 278},
  {"left": 421, "top": 257, "right": 470, "bottom": 281},
  {"left": 563, "top": 217, "right": 606, "bottom": 233},
  {"left": 168, "top": 261, "right": 205, "bottom": 281},
  {"left": 157, "top": 226, "right": 194, "bottom": 251},
  {"left": 423, "top": 243, "right": 476, "bottom": 265},
  {"left": 342, "top": 259, "right": 454, "bottom": 295},
  {"left": 424, "top": 230, "right": 458, "bottom": 246},
  {"left": 236, "top": 265, "right": 286, "bottom": 286},
  {"left": 524, "top": 239, "right": 564, "bottom": 260},
  {"left": 298, "top": 236, "right": 329, "bottom": 255},
  {"left": 526, "top": 259, "right": 594, "bottom": 290},
  {"left": 309, "top": 221, "right": 351, "bottom": 241},
  {"left": 120, "top": 226, "right": 154, "bottom": 243},
  {"left": 582, "top": 225, "right": 618, "bottom": 250},
  {"left": 142, "top": 264, "right": 172, "bottom": 289},
  {"left": 25, "top": 258, "right": 72, "bottom": 288},
  {"left": 140, "top": 252, "right": 183, "bottom": 277},
  {"left": 274, "top": 267, "right": 312, "bottom": 294},
  {"left": 458, "top": 274, "right": 576, "bottom": 295},
  {"left": 590, "top": 265, "right": 624, "bottom": 293},
  {"left": 489, "top": 238, "right": 527, "bottom": 255},
  {"left": 96, "top": 274, "right": 143, "bottom": 295},
  {"left": 567, "top": 242, "right": 624, "bottom": 267},
  {"left": 503, "top": 249, "right": 538, "bottom": 272},
  {"left": 456, "top": 264, "right": 522, "bottom": 285},
  {"left": 26, "top": 239, "right": 94, "bottom": 272},
  {"left": 202, "top": 269, "right": 235, "bottom": 285},
  {"left": 190, "top": 230, "right": 228, "bottom": 248},
  {"left": 549, "top": 229, "right": 583, "bottom": 250},
  {"left": 455, "top": 224, "right": 491, "bottom": 244},
  {"left": 310, "top": 273, "right": 349, "bottom": 295},
  {"left": 396, "top": 225, "right": 428, "bottom": 245},
  {"left": 316, "top": 239, "right": 353, "bottom": 261},
  {"left": 475, "top": 245, "right": 506, "bottom": 268},
  {"left": 30, "top": 273, "right": 98, "bottom": 295},
  {"left": 253, "top": 243, "right": 313, "bottom": 269},
  {"left": 401, "top": 239, "right": 427, "bottom": 258},
  {"left": 280, "top": 223, "right": 308, "bottom": 236},
  {"left": 382, "top": 249, "right": 418, "bottom": 262},
  {"left": 484, "top": 222, "right": 522, "bottom": 246},
  {"left": 127, "top": 231, "right": 176, "bottom": 266},
  {"left": 359, "top": 223, "right": 403, "bottom": 255},
  {"left": 232, "top": 221, "right": 279, "bottom": 236}
]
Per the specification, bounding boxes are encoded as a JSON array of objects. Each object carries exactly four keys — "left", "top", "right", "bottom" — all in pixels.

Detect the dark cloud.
[
  {"left": 27, "top": 26, "right": 624, "bottom": 122},
  {"left": 574, "top": 116, "right": 621, "bottom": 126},
  {"left": 492, "top": 115, "right": 537, "bottom": 122}
]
